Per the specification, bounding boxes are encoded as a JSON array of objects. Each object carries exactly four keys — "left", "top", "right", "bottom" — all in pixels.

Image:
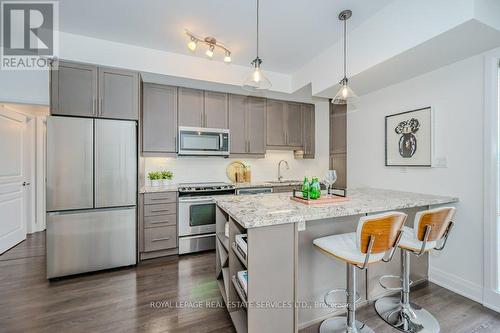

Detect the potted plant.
[
  {"left": 160, "top": 170, "right": 173, "bottom": 186},
  {"left": 148, "top": 171, "right": 161, "bottom": 187}
]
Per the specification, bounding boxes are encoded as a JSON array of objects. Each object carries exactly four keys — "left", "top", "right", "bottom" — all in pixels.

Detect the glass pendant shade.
[
  {"left": 332, "top": 80, "right": 357, "bottom": 105},
  {"left": 243, "top": 61, "right": 271, "bottom": 91}
]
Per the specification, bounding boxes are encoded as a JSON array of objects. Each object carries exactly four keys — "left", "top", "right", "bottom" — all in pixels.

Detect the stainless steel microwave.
[{"left": 178, "top": 126, "right": 230, "bottom": 156}]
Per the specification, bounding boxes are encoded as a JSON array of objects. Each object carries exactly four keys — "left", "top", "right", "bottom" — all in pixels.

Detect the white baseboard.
[{"left": 429, "top": 267, "right": 483, "bottom": 303}]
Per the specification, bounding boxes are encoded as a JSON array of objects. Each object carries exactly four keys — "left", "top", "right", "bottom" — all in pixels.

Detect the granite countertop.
[
  {"left": 139, "top": 180, "right": 303, "bottom": 193},
  {"left": 214, "top": 187, "right": 458, "bottom": 229},
  {"left": 140, "top": 185, "right": 178, "bottom": 193}
]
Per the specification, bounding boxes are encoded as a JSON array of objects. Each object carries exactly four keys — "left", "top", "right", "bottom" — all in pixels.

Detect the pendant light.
[
  {"left": 243, "top": 0, "right": 271, "bottom": 91},
  {"left": 332, "top": 10, "right": 357, "bottom": 105}
]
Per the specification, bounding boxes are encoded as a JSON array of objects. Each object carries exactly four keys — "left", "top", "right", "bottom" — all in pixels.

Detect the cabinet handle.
[
  {"left": 99, "top": 98, "right": 103, "bottom": 117},
  {"left": 92, "top": 98, "right": 96, "bottom": 116},
  {"left": 151, "top": 209, "right": 171, "bottom": 213},
  {"left": 149, "top": 220, "right": 171, "bottom": 224},
  {"left": 149, "top": 197, "right": 170, "bottom": 201},
  {"left": 152, "top": 237, "right": 170, "bottom": 242}
]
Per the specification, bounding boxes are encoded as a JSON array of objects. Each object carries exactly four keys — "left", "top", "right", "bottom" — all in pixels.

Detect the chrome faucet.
[{"left": 278, "top": 160, "right": 289, "bottom": 182}]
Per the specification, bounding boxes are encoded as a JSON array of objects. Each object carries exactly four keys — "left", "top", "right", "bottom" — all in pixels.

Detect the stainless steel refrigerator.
[{"left": 46, "top": 116, "right": 137, "bottom": 278}]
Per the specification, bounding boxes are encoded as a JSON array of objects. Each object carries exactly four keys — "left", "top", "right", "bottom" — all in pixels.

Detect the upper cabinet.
[
  {"left": 229, "top": 94, "right": 266, "bottom": 156},
  {"left": 302, "top": 104, "right": 315, "bottom": 158},
  {"left": 286, "top": 102, "right": 303, "bottom": 147},
  {"left": 51, "top": 61, "right": 139, "bottom": 120},
  {"left": 51, "top": 62, "right": 98, "bottom": 118},
  {"left": 266, "top": 100, "right": 304, "bottom": 149},
  {"left": 178, "top": 88, "right": 229, "bottom": 129},
  {"left": 330, "top": 104, "right": 347, "bottom": 154},
  {"left": 204, "top": 91, "right": 228, "bottom": 129},
  {"left": 178, "top": 87, "right": 204, "bottom": 127},
  {"left": 98, "top": 67, "right": 139, "bottom": 120},
  {"left": 266, "top": 99, "right": 286, "bottom": 146},
  {"left": 142, "top": 84, "right": 178, "bottom": 154}
]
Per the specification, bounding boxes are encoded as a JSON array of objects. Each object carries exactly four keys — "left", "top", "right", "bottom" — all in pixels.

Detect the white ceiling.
[{"left": 59, "top": 0, "right": 395, "bottom": 74}]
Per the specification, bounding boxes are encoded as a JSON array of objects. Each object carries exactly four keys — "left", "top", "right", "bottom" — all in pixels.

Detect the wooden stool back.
[
  {"left": 415, "top": 207, "right": 456, "bottom": 242},
  {"left": 357, "top": 212, "right": 407, "bottom": 254}
]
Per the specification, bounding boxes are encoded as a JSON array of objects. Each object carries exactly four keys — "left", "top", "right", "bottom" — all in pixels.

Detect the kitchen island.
[{"left": 214, "top": 188, "right": 458, "bottom": 333}]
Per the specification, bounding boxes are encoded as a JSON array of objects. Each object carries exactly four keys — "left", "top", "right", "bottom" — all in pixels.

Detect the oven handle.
[
  {"left": 219, "top": 133, "right": 223, "bottom": 148},
  {"left": 178, "top": 197, "right": 215, "bottom": 203}
]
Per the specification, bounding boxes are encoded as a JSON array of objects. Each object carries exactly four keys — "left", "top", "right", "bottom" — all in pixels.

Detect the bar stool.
[
  {"left": 375, "top": 207, "right": 456, "bottom": 333},
  {"left": 313, "top": 211, "right": 407, "bottom": 333}
]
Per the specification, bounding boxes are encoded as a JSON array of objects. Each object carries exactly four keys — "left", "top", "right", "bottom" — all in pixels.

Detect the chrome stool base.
[
  {"left": 374, "top": 296, "right": 440, "bottom": 333},
  {"left": 319, "top": 317, "right": 374, "bottom": 333}
]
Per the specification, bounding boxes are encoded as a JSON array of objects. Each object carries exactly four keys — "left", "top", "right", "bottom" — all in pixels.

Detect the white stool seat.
[
  {"left": 399, "top": 226, "right": 436, "bottom": 252},
  {"left": 313, "top": 232, "right": 385, "bottom": 265}
]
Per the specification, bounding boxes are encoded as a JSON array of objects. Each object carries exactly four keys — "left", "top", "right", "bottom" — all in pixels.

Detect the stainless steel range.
[{"left": 178, "top": 182, "right": 235, "bottom": 254}]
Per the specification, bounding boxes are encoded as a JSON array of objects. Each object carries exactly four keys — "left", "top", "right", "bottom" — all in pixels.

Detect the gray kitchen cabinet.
[
  {"left": 139, "top": 192, "right": 178, "bottom": 260},
  {"left": 286, "top": 102, "right": 303, "bottom": 147},
  {"left": 266, "top": 99, "right": 287, "bottom": 146},
  {"left": 51, "top": 61, "right": 140, "bottom": 120},
  {"left": 142, "top": 84, "right": 178, "bottom": 153},
  {"left": 229, "top": 94, "right": 247, "bottom": 154},
  {"left": 267, "top": 99, "right": 305, "bottom": 149},
  {"left": 229, "top": 95, "right": 266, "bottom": 156},
  {"left": 246, "top": 97, "right": 266, "bottom": 155},
  {"left": 51, "top": 61, "right": 98, "bottom": 117},
  {"left": 178, "top": 87, "right": 204, "bottom": 127},
  {"left": 98, "top": 67, "right": 139, "bottom": 120},
  {"left": 330, "top": 153, "right": 347, "bottom": 188},
  {"left": 204, "top": 91, "right": 229, "bottom": 129},
  {"left": 330, "top": 103, "right": 347, "bottom": 188},
  {"left": 331, "top": 104, "right": 347, "bottom": 154},
  {"left": 302, "top": 104, "right": 315, "bottom": 158}
]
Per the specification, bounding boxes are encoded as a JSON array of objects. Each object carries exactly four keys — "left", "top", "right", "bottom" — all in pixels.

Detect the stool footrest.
[
  {"left": 324, "top": 288, "right": 361, "bottom": 309},
  {"left": 378, "top": 275, "right": 413, "bottom": 291}
]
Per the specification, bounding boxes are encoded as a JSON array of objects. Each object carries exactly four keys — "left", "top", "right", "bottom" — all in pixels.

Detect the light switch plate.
[
  {"left": 298, "top": 221, "right": 306, "bottom": 231},
  {"left": 433, "top": 157, "right": 448, "bottom": 168}
]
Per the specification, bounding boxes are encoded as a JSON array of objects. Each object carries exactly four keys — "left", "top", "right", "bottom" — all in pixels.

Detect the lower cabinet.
[{"left": 140, "top": 191, "right": 178, "bottom": 260}]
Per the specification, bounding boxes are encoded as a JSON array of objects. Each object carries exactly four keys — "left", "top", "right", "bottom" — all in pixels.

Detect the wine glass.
[{"left": 324, "top": 170, "right": 338, "bottom": 195}]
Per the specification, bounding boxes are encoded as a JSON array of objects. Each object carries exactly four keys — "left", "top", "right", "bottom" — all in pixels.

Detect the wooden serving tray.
[{"left": 290, "top": 195, "right": 350, "bottom": 205}]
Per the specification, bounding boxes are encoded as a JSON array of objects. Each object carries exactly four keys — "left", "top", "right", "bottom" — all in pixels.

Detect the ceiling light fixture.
[
  {"left": 242, "top": 0, "right": 271, "bottom": 91},
  {"left": 332, "top": 10, "right": 357, "bottom": 105},
  {"left": 185, "top": 30, "right": 231, "bottom": 63}
]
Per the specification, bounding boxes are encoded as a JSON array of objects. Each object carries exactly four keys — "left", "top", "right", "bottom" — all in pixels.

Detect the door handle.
[{"left": 22, "top": 182, "right": 30, "bottom": 186}]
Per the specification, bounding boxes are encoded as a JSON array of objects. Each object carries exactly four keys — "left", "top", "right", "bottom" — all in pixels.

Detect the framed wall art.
[{"left": 385, "top": 107, "right": 432, "bottom": 167}]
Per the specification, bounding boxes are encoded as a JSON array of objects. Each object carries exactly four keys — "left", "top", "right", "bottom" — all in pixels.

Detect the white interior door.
[{"left": 0, "top": 107, "right": 27, "bottom": 254}]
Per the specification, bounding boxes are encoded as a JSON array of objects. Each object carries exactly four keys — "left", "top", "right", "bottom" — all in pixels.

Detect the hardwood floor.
[{"left": 1, "top": 232, "right": 500, "bottom": 333}]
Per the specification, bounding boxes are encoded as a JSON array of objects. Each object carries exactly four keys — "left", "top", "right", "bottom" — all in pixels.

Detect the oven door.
[
  {"left": 178, "top": 127, "right": 229, "bottom": 156},
  {"left": 178, "top": 196, "right": 216, "bottom": 236}
]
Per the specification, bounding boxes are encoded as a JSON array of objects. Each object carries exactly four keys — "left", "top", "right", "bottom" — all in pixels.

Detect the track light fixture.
[{"left": 185, "top": 30, "right": 231, "bottom": 63}]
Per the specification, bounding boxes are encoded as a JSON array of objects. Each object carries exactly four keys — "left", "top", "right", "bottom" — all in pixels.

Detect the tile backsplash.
[{"left": 144, "top": 150, "right": 328, "bottom": 184}]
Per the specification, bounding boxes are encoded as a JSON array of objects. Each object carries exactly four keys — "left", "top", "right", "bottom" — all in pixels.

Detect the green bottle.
[
  {"left": 302, "top": 177, "right": 310, "bottom": 199},
  {"left": 310, "top": 177, "right": 321, "bottom": 200}
]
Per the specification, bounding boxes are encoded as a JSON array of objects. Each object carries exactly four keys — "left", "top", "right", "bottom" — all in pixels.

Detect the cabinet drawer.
[
  {"left": 144, "top": 192, "right": 177, "bottom": 205},
  {"left": 144, "top": 214, "right": 177, "bottom": 228},
  {"left": 144, "top": 225, "right": 177, "bottom": 252},
  {"left": 144, "top": 203, "right": 177, "bottom": 217}
]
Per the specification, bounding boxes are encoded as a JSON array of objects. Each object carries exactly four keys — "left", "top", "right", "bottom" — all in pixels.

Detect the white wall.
[
  {"left": 347, "top": 54, "right": 485, "bottom": 301},
  {"left": 145, "top": 101, "right": 330, "bottom": 184}
]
